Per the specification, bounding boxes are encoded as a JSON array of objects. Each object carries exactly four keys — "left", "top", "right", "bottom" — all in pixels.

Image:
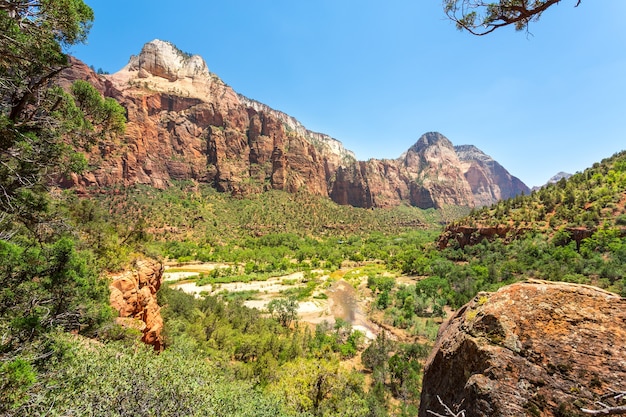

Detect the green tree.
[
  {"left": 362, "top": 332, "right": 392, "bottom": 386},
  {"left": 0, "top": 0, "right": 124, "bottom": 235},
  {"left": 12, "top": 334, "right": 297, "bottom": 417},
  {"left": 0, "top": 357, "right": 36, "bottom": 412},
  {"left": 443, "top": 0, "right": 582, "bottom": 35},
  {"left": 0, "top": 0, "right": 126, "bottom": 380},
  {"left": 267, "top": 296, "right": 299, "bottom": 328},
  {"left": 269, "top": 357, "right": 368, "bottom": 416},
  {"left": 388, "top": 343, "right": 427, "bottom": 402},
  {"left": 0, "top": 237, "right": 112, "bottom": 352}
]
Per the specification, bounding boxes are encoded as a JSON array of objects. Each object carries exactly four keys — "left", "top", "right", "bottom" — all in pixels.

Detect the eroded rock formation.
[
  {"left": 437, "top": 224, "right": 521, "bottom": 249},
  {"left": 60, "top": 39, "right": 528, "bottom": 209},
  {"left": 419, "top": 280, "right": 626, "bottom": 417},
  {"left": 109, "top": 259, "right": 164, "bottom": 350}
]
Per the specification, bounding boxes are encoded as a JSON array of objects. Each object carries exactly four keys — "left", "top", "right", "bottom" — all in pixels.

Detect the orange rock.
[
  {"left": 109, "top": 259, "right": 164, "bottom": 351},
  {"left": 110, "top": 276, "right": 136, "bottom": 294},
  {"left": 419, "top": 281, "right": 626, "bottom": 417}
]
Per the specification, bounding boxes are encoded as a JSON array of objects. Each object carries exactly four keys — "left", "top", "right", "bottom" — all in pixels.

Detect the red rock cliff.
[
  {"left": 455, "top": 144, "right": 530, "bottom": 207},
  {"left": 61, "top": 40, "right": 528, "bottom": 209}
]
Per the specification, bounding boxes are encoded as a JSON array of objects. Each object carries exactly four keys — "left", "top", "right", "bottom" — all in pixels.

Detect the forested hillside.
[
  {"left": 436, "top": 150, "right": 626, "bottom": 298},
  {"left": 449, "top": 150, "right": 626, "bottom": 233}
]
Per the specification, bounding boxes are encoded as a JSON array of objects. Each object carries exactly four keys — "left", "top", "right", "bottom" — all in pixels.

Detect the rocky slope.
[
  {"left": 109, "top": 259, "right": 164, "bottom": 351},
  {"left": 330, "top": 132, "right": 475, "bottom": 208},
  {"left": 61, "top": 39, "right": 528, "bottom": 208},
  {"left": 455, "top": 145, "right": 530, "bottom": 207},
  {"left": 418, "top": 280, "right": 626, "bottom": 417}
]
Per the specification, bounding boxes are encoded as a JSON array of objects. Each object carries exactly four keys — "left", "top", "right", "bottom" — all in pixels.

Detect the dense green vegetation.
[
  {"left": 6, "top": 332, "right": 297, "bottom": 416},
  {"left": 437, "top": 151, "right": 626, "bottom": 299},
  {"left": 6, "top": 150, "right": 626, "bottom": 414},
  {"left": 91, "top": 182, "right": 457, "bottom": 245},
  {"left": 157, "top": 286, "right": 432, "bottom": 416},
  {"left": 2, "top": 178, "right": 440, "bottom": 416}
]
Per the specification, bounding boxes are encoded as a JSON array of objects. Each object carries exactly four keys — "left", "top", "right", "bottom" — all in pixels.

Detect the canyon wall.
[{"left": 61, "top": 39, "right": 529, "bottom": 208}]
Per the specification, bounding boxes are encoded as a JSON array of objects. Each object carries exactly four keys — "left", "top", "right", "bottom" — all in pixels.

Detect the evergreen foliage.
[
  {"left": 457, "top": 151, "right": 626, "bottom": 232},
  {"left": 430, "top": 151, "right": 626, "bottom": 302},
  {"left": 6, "top": 333, "right": 297, "bottom": 417}
]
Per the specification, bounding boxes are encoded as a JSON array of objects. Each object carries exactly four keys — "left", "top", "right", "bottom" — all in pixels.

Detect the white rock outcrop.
[{"left": 126, "top": 39, "right": 210, "bottom": 81}]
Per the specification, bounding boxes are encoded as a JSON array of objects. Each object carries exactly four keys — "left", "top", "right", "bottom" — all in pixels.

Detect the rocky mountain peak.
[
  {"left": 126, "top": 39, "right": 210, "bottom": 82},
  {"left": 109, "top": 39, "right": 226, "bottom": 103},
  {"left": 62, "top": 41, "right": 529, "bottom": 210},
  {"left": 531, "top": 171, "right": 573, "bottom": 191},
  {"left": 454, "top": 144, "right": 493, "bottom": 163},
  {"left": 407, "top": 131, "right": 454, "bottom": 154},
  {"left": 547, "top": 171, "right": 572, "bottom": 184}
]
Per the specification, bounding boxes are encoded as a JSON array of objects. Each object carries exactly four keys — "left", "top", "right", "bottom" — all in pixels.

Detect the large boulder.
[{"left": 419, "top": 280, "right": 626, "bottom": 417}]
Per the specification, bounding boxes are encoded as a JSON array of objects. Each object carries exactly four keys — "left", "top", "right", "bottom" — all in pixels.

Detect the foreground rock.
[
  {"left": 109, "top": 259, "right": 164, "bottom": 350},
  {"left": 419, "top": 280, "right": 626, "bottom": 417}
]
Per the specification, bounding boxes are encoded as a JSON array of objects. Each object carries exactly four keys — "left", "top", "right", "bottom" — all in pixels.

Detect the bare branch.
[
  {"left": 581, "top": 405, "right": 626, "bottom": 416},
  {"left": 581, "top": 390, "right": 626, "bottom": 416},
  {"left": 427, "top": 396, "right": 466, "bottom": 417},
  {"left": 443, "top": 0, "right": 581, "bottom": 36}
]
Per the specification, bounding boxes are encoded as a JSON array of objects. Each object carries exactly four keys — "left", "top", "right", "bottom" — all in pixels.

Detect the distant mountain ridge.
[
  {"left": 60, "top": 39, "right": 529, "bottom": 208},
  {"left": 531, "top": 171, "right": 573, "bottom": 191}
]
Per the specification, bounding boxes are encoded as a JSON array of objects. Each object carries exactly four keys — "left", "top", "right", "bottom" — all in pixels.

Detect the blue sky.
[{"left": 71, "top": 1, "right": 626, "bottom": 187}]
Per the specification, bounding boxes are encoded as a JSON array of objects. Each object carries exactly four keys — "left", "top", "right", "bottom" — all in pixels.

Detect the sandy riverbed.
[{"left": 166, "top": 265, "right": 382, "bottom": 340}]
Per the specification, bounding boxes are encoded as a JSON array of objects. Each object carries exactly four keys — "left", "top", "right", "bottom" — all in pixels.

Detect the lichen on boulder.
[{"left": 419, "top": 280, "right": 626, "bottom": 417}]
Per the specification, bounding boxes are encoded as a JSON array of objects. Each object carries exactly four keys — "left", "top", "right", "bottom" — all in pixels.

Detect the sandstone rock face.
[
  {"left": 65, "top": 39, "right": 343, "bottom": 198},
  {"left": 455, "top": 145, "right": 530, "bottom": 207},
  {"left": 61, "top": 40, "right": 528, "bottom": 209},
  {"left": 402, "top": 133, "right": 475, "bottom": 208},
  {"left": 126, "top": 39, "right": 210, "bottom": 82},
  {"left": 109, "top": 259, "right": 164, "bottom": 351},
  {"left": 329, "top": 133, "right": 480, "bottom": 209},
  {"left": 418, "top": 281, "right": 626, "bottom": 417}
]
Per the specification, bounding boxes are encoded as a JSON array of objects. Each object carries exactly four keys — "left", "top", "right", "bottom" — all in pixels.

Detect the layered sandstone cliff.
[
  {"left": 61, "top": 39, "right": 528, "bottom": 208},
  {"left": 109, "top": 259, "right": 164, "bottom": 351},
  {"left": 64, "top": 40, "right": 342, "bottom": 197},
  {"left": 418, "top": 281, "right": 626, "bottom": 417}
]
